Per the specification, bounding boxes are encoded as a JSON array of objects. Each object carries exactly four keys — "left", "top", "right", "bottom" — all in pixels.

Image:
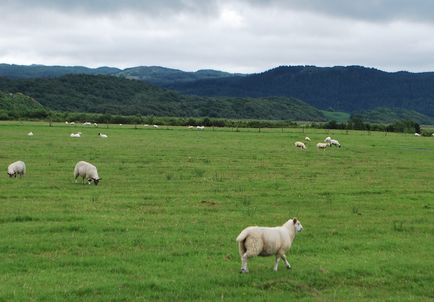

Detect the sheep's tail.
[{"left": 236, "top": 228, "right": 252, "bottom": 256}]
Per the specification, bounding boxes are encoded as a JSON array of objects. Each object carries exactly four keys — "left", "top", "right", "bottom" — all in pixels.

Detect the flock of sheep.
[
  {"left": 294, "top": 136, "right": 341, "bottom": 151},
  {"left": 9, "top": 125, "right": 312, "bottom": 274}
]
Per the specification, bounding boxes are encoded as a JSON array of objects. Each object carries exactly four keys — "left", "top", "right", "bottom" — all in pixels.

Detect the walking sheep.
[
  {"left": 305, "top": 137, "right": 311, "bottom": 141},
  {"left": 74, "top": 161, "right": 101, "bottom": 185},
  {"left": 236, "top": 218, "right": 303, "bottom": 273},
  {"left": 294, "top": 141, "right": 306, "bottom": 150},
  {"left": 98, "top": 133, "right": 108, "bottom": 138},
  {"left": 7, "top": 161, "right": 26, "bottom": 178}
]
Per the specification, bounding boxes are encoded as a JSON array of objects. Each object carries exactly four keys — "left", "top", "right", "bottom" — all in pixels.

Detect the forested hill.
[
  {"left": 0, "top": 75, "right": 325, "bottom": 121},
  {"left": 166, "top": 65, "right": 434, "bottom": 117}
]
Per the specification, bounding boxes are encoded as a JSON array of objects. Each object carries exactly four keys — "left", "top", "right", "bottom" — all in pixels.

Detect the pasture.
[{"left": 0, "top": 122, "right": 433, "bottom": 301}]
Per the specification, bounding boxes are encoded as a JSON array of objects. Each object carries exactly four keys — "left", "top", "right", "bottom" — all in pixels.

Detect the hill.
[
  {"left": 353, "top": 107, "right": 434, "bottom": 124},
  {"left": 0, "top": 75, "right": 325, "bottom": 121},
  {"left": 166, "top": 65, "right": 434, "bottom": 117},
  {"left": 117, "top": 66, "right": 242, "bottom": 85},
  {"left": 0, "top": 64, "right": 120, "bottom": 79},
  {"left": 0, "top": 91, "right": 47, "bottom": 119},
  {"left": 0, "top": 64, "right": 241, "bottom": 84}
]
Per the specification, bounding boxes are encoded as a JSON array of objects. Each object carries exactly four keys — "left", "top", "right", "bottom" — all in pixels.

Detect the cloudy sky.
[{"left": 1, "top": 0, "right": 433, "bottom": 73}]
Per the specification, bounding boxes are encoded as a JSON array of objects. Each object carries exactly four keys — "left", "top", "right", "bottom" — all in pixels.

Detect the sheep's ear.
[{"left": 293, "top": 218, "right": 298, "bottom": 224}]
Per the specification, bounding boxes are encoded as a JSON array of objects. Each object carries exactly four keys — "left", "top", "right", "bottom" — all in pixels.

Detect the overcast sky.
[{"left": 1, "top": 0, "right": 433, "bottom": 73}]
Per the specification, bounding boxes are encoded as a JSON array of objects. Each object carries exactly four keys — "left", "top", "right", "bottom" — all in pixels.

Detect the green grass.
[
  {"left": 321, "top": 110, "right": 351, "bottom": 122},
  {"left": 0, "top": 122, "right": 433, "bottom": 301}
]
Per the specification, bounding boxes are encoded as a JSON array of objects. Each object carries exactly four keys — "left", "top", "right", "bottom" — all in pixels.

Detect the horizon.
[{"left": 1, "top": 1, "right": 434, "bottom": 74}]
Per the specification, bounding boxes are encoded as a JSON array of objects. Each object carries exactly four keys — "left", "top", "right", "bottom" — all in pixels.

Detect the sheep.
[
  {"left": 324, "top": 136, "right": 332, "bottom": 143},
  {"left": 316, "top": 142, "right": 329, "bottom": 150},
  {"left": 93, "top": 123, "right": 98, "bottom": 127},
  {"left": 330, "top": 139, "right": 341, "bottom": 148},
  {"left": 305, "top": 137, "right": 311, "bottom": 141},
  {"left": 196, "top": 125, "right": 205, "bottom": 130},
  {"left": 65, "top": 121, "right": 69, "bottom": 125},
  {"left": 236, "top": 218, "right": 303, "bottom": 273},
  {"left": 27, "top": 132, "right": 34, "bottom": 136},
  {"left": 294, "top": 141, "right": 306, "bottom": 150},
  {"left": 188, "top": 125, "right": 194, "bottom": 129},
  {"left": 82, "top": 122, "right": 92, "bottom": 126},
  {"left": 153, "top": 124, "right": 159, "bottom": 128},
  {"left": 73, "top": 161, "right": 101, "bottom": 185},
  {"left": 7, "top": 160, "right": 26, "bottom": 178},
  {"left": 69, "top": 122, "right": 75, "bottom": 125},
  {"left": 415, "top": 133, "right": 421, "bottom": 137},
  {"left": 70, "top": 132, "right": 81, "bottom": 138},
  {"left": 98, "top": 132, "right": 108, "bottom": 138}
]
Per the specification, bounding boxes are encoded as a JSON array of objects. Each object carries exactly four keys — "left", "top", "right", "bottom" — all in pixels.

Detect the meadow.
[{"left": 0, "top": 121, "right": 433, "bottom": 301}]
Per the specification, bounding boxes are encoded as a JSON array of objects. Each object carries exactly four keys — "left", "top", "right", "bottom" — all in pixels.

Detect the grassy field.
[{"left": 0, "top": 122, "right": 433, "bottom": 301}]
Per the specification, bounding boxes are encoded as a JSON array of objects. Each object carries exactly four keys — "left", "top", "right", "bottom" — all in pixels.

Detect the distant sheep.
[
  {"left": 236, "top": 218, "right": 303, "bottom": 273},
  {"left": 316, "top": 142, "right": 329, "bottom": 150},
  {"left": 305, "top": 137, "right": 311, "bottom": 141},
  {"left": 98, "top": 133, "right": 108, "bottom": 138},
  {"left": 196, "top": 126, "right": 205, "bottom": 130},
  {"left": 7, "top": 160, "right": 26, "bottom": 178},
  {"left": 69, "top": 122, "right": 75, "bottom": 125},
  {"left": 82, "top": 122, "right": 92, "bottom": 126},
  {"left": 70, "top": 132, "right": 81, "bottom": 138},
  {"left": 294, "top": 141, "right": 306, "bottom": 150},
  {"left": 324, "top": 136, "right": 332, "bottom": 143},
  {"left": 153, "top": 125, "right": 159, "bottom": 128},
  {"left": 330, "top": 139, "right": 341, "bottom": 148},
  {"left": 188, "top": 125, "right": 194, "bottom": 129},
  {"left": 74, "top": 161, "right": 101, "bottom": 185},
  {"left": 27, "top": 132, "right": 34, "bottom": 136},
  {"left": 415, "top": 133, "right": 421, "bottom": 136}
]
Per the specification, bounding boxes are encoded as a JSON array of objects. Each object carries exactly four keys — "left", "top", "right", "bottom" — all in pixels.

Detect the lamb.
[
  {"left": 236, "top": 218, "right": 303, "bottom": 273},
  {"left": 330, "top": 139, "right": 341, "bottom": 148},
  {"left": 324, "top": 136, "right": 332, "bottom": 143},
  {"left": 7, "top": 160, "right": 26, "bottom": 178},
  {"left": 316, "top": 142, "right": 329, "bottom": 150},
  {"left": 70, "top": 132, "right": 81, "bottom": 138},
  {"left": 27, "top": 132, "right": 34, "bottom": 136},
  {"left": 73, "top": 161, "right": 101, "bottom": 185},
  {"left": 294, "top": 141, "right": 306, "bottom": 150},
  {"left": 98, "top": 133, "right": 108, "bottom": 138},
  {"left": 305, "top": 137, "right": 311, "bottom": 141}
]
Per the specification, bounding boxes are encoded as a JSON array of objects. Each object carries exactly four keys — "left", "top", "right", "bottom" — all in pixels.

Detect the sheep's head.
[
  {"left": 293, "top": 218, "right": 303, "bottom": 232},
  {"left": 7, "top": 172, "right": 14, "bottom": 178},
  {"left": 93, "top": 178, "right": 101, "bottom": 186}
]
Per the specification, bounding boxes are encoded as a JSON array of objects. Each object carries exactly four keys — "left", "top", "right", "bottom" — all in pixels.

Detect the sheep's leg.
[
  {"left": 274, "top": 256, "right": 281, "bottom": 272},
  {"left": 240, "top": 252, "right": 249, "bottom": 273},
  {"left": 281, "top": 255, "right": 291, "bottom": 270}
]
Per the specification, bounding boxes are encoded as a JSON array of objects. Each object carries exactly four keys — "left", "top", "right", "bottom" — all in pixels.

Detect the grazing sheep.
[
  {"left": 316, "top": 142, "right": 329, "bottom": 150},
  {"left": 93, "top": 123, "right": 98, "bottom": 127},
  {"left": 236, "top": 218, "right": 303, "bottom": 273},
  {"left": 294, "top": 141, "right": 306, "bottom": 150},
  {"left": 153, "top": 124, "right": 159, "bottom": 128},
  {"left": 98, "top": 133, "right": 108, "bottom": 138},
  {"left": 65, "top": 121, "right": 69, "bottom": 125},
  {"left": 144, "top": 124, "right": 149, "bottom": 127},
  {"left": 330, "top": 139, "right": 341, "bottom": 148},
  {"left": 188, "top": 125, "right": 194, "bottom": 129},
  {"left": 27, "top": 132, "right": 34, "bottom": 136},
  {"left": 70, "top": 132, "right": 81, "bottom": 138},
  {"left": 324, "top": 136, "right": 332, "bottom": 143},
  {"left": 305, "top": 137, "right": 311, "bottom": 141},
  {"left": 7, "top": 161, "right": 26, "bottom": 178},
  {"left": 70, "top": 122, "right": 75, "bottom": 125},
  {"left": 196, "top": 126, "right": 205, "bottom": 130},
  {"left": 82, "top": 122, "right": 92, "bottom": 126},
  {"left": 74, "top": 161, "right": 101, "bottom": 185},
  {"left": 415, "top": 133, "right": 421, "bottom": 136}
]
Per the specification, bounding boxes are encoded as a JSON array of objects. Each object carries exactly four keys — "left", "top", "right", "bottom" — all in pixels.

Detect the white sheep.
[
  {"left": 236, "top": 218, "right": 303, "bottom": 273},
  {"left": 294, "top": 141, "right": 306, "bottom": 150},
  {"left": 82, "top": 122, "right": 92, "bottom": 126},
  {"left": 153, "top": 124, "right": 159, "bottom": 128},
  {"left": 93, "top": 123, "right": 98, "bottom": 127},
  {"left": 188, "top": 125, "right": 194, "bottom": 129},
  {"left": 70, "top": 122, "right": 75, "bottom": 125},
  {"left": 330, "top": 139, "right": 341, "bottom": 148},
  {"left": 316, "top": 142, "right": 329, "bottom": 150},
  {"left": 7, "top": 160, "right": 26, "bottom": 178},
  {"left": 415, "top": 133, "right": 421, "bottom": 137},
  {"left": 73, "top": 161, "right": 101, "bottom": 185},
  {"left": 324, "top": 136, "right": 332, "bottom": 143},
  {"left": 196, "top": 126, "right": 205, "bottom": 130},
  {"left": 98, "top": 132, "right": 108, "bottom": 138},
  {"left": 70, "top": 132, "right": 81, "bottom": 138},
  {"left": 65, "top": 121, "right": 69, "bottom": 125},
  {"left": 27, "top": 132, "right": 34, "bottom": 136},
  {"left": 305, "top": 137, "right": 311, "bottom": 141}
]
